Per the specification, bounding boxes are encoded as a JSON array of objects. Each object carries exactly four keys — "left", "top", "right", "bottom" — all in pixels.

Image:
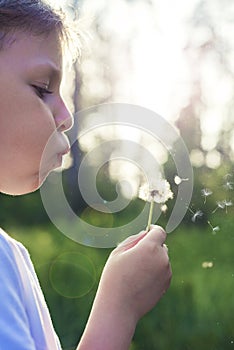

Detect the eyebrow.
[{"left": 30, "top": 61, "right": 62, "bottom": 84}]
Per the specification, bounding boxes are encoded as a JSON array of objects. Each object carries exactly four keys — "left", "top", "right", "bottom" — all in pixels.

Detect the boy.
[{"left": 0, "top": 1, "right": 172, "bottom": 349}]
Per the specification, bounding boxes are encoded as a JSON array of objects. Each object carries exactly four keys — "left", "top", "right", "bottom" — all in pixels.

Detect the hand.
[
  {"left": 101, "top": 225, "right": 172, "bottom": 322},
  {"left": 77, "top": 225, "right": 172, "bottom": 350}
]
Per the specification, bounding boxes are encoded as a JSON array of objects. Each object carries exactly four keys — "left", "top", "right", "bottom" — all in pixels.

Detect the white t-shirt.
[{"left": 0, "top": 228, "right": 62, "bottom": 350}]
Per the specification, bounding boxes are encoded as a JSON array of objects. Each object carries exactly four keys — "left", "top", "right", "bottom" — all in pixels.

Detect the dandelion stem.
[{"left": 146, "top": 199, "right": 154, "bottom": 232}]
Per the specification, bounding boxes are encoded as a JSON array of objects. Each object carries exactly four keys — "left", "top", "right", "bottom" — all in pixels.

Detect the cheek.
[
  {"left": 39, "top": 130, "right": 60, "bottom": 165},
  {"left": 13, "top": 122, "right": 54, "bottom": 160},
  {"left": 19, "top": 100, "right": 56, "bottom": 151},
  {"left": 32, "top": 121, "right": 56, "bottom": 152},
  {"left": 1, "top": 116, "right": 56, "bottom": 175},
  {"left": 1, "top": 84, "right": 55, "bottom": 149}
]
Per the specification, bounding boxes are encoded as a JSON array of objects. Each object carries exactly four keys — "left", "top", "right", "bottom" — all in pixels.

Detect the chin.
[
  {"left": 2, "top": 184, "right": 38, "bottom": 196},
  {"left": 0, "top": 175, "right": 43, "bottom": 196},
  {"left": 0, "top": 165, "right": 57, "bottom": 196},
  {"left": 0, "top": 187, "right": 33, "bottom": 196}
]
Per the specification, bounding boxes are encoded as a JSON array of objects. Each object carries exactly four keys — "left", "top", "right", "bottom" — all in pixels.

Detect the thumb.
[
  {"left": 139, "top": 225, "right": 167, "bottom": 246},
  {"left": 115, "top": 225, "right": 166, "bottom": 252},
  {"left": 115, "top": 230, "right": 147, "bottom": 252}
]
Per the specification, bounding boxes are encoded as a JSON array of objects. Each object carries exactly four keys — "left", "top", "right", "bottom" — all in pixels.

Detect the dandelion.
[
  {"left": 139, "top": 179, "right": 173, "bottom": 231},
  {"left": 174, "top": 175, "right": 189, "bottom": 185},
  {"left": 139, "top": 179, "right": 173, "bottom": 204},
  {"left": 201, "top": 188, "right": 213, "bottom": 204}
]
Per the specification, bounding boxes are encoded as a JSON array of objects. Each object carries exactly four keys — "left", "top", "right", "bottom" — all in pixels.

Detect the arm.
[{"left": 77, "top": 225, "right": 172, "bottom": 350}]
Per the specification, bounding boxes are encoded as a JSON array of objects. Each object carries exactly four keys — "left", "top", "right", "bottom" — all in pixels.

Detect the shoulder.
[
  {"left": 0, "top": 227, "right": 25, "bottom": 263},
  {"left": 0, "top": 227, "right": 26, "bottom": 249},
  {"left": 0, "top": 227, "right": 35, "bottom": 301},
  {"left": 0, "top": 228, "right": 24, "bottom": 289},
  {"left": 0, "top": 227, "right": 30, "bottom": 263},
  {"left": 0, "top": 228, "right": 36, "bottom": 348},
  {"left": 0, "top": 228, "right": 36, "bottom": 294}
]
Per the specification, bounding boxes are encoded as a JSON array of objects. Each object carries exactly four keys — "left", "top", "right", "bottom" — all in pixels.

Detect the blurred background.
[{"left": 1, "top": 0, "right": 234, "bottom": 348}]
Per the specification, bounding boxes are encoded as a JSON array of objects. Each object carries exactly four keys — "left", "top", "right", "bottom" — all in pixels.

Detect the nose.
[{"left": 54, "top": 97, "right": 73, "bottom": 132}]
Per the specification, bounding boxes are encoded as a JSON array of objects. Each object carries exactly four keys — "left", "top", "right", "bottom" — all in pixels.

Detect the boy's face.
[{"left": 0, "top": 31, "right": 73, "bottom": 195}]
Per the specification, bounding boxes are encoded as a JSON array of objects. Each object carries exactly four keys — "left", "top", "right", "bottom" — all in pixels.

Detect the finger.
[
  {"left": 116, "top": 230, "right": 147, "bottom": 251},
  {"left": 141, "top": 225, "right": 166, "bottom": 245}
]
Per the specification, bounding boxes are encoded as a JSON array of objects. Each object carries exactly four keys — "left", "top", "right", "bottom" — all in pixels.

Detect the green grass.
[{"left": 6, "top": 215, "right": 234, "bottom": 350}]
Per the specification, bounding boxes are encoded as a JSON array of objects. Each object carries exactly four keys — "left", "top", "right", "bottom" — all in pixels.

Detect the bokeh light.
[{"left": 49, "top": 252, "right": 96, "bottom": 298}]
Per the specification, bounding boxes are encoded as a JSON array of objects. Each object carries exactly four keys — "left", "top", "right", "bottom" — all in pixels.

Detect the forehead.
[{"left": 0, "top": 30, "right": 63, "bottom": 75}]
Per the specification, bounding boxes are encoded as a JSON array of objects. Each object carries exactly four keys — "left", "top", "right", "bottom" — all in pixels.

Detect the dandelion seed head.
[
  {"left": 138, "top": 183, "right": 149, "bottom": 201},
  {"left": 139, "top": 179, "right": 173, "bottom": 204}
]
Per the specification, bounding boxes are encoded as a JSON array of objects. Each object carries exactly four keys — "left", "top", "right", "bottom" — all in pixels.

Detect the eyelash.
[{"left": 32, "top": 85, "right": 53, "bottom": 99}]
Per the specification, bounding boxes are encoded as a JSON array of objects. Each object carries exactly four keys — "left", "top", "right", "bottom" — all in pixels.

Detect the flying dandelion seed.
[
  {"left": 212, "top": 200, "right": 226, "bottom": 213},
  {"left": 212, "top": 200, "right": 233, "bottom": 213},
  {"left": 224, "top": 173, "right": 232, "bottom": 179},
  {"left": 188, "top": 207, "right": 203, "bottom": 222},
  {"left": 187, "top": 174, "right": 232, "bottom": 233},
  {"left": 188, "top": 206, "right": 221, "bottom": 232},
  {"left": 174, "top": 175, "right": 189, "bottom": 185},
  {"left": 223, "top": 174, "right": 234, "bottom": 190},
  {"left": 191, "top": 210, "right": 203, "bottom": 222},
  {"left": 223, "top": 199, "right": 233, "bottom": 213},
  {"left": 160, "top": 204, "right": 168, "bottom": 213},
  {"left": 224, "top": 181, "right": 234, "bottom": 190},
  {"left": 139, "top": 179, "right": 173, "bottom": 231},
  {"left": 201, "top": 188, "right": 213, "bottom": 204},
  {"left": 208, "top": 221, "right": 220, "bottom": 234}
]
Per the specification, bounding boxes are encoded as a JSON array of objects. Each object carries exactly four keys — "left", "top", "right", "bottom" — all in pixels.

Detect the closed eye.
[{"left": 31, "top": 85, "right": 53, "bottom": 99}]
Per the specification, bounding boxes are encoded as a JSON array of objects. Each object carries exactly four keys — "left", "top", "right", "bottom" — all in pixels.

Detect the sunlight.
[
  {"left": 58, "top": 0, "right": 233, "bottom": 133},
  {"left": 79, "top": 0, "right": 232, "bottom": 141},
  {"left": 47, "top": 0, "right": 66, "bottom": 8},
  {"left": 56, "top": 0, "right": 234, "bottom": 179},
  {"left": 126, "top": 0, "right": 195, "bottom": 119}
]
